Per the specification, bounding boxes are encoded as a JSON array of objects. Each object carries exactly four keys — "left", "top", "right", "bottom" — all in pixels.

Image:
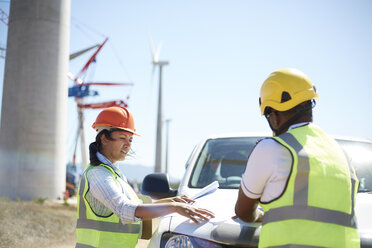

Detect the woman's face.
[{"left": 101, "top": 130, "right": 133, "bottom": 163}]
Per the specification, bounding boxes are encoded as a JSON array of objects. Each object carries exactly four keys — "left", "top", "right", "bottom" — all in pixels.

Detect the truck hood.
[
  {"left": 166, "top": 189, "right": 372, "bottom": 246},
  {"left": 168, "top": 189, "right": 260, "bottom": 246}
]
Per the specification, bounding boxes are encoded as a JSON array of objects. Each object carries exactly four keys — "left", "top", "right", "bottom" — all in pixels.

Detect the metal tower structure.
[{"left": 150, "top": 39, "right": 169, "bottom": 173}]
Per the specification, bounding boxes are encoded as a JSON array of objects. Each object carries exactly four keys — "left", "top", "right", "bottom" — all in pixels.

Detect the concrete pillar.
[{"left": 0, "top": 0, "right": 70, "bottom": 200}]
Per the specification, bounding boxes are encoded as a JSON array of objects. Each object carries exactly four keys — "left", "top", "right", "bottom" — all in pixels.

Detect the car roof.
[
  {"left": 202, "top": 132, "right": 270, "bottom": 139},
  {"left": 332, "top": 135, "right": 372, "bottom": 143},
  {"left": 200, "top": 132, "right": 372, "bottom": 143}
]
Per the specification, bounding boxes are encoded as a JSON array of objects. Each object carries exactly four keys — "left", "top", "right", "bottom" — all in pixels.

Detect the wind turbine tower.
[{"left": 151, "top": 40, "right": 169, "bottom": 173}]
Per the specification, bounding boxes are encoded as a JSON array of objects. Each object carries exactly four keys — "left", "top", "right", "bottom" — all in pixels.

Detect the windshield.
[
  {"left": 337, "top": 139, "right": 372, "bottom": 193},
  {"left": 189, "top": 137, "right": 261, "bottom": 189},
  {"left": 189, "top": 137, "right": 372, "bottom": 192}
]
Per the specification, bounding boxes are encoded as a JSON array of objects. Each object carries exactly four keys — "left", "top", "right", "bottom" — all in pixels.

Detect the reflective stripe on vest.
[
  {"left": 77, "top": 218, "right": 140, "bottom": 233},
  {"left": 267, "top": 245, "right": 324, "bottom": 248},
  {"left": 76, "top": 244, "right": 96, "bottom": 248},
  {"left": 262, "top": 132, "right": 357, "bottom": 228}
]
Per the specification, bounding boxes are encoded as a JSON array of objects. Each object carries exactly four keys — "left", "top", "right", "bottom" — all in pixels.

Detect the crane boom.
[
  {"left": 75, "top": 38, "right": 108, "bottom": 82},
  {"left": 0, "top": 8, "right": 8, "bottom": 26},
  {"left": 77, "top": 100, "right": 128, "bottom": 109}
]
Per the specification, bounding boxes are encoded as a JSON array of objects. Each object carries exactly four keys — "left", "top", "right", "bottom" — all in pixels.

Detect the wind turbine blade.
[
  {"left": 67, "top": 72, "right": 83, "bottom": 85},
  {"left": 69, "top": 44, "right": 100, "bottom": 60},
  {"left": 149, "top": 34, "right": 157, "bottom": 62},
  {"left": 67, "top": 72, "right": 76, "bottom": 80},
  {"left": 155, "top": 41, "right": 163, "bottom": 63},
  {"left": 76, "top": 78, "right": 84, "bottom": 85}
]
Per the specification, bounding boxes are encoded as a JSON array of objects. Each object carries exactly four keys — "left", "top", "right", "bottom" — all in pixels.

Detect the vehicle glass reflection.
[
  {"left": 338, "top": 140, "right": 372, "bottom": 193},
  {"left": 189, "top": 137, "right": 262, "bottom": 189},
  {"left": 189, "top": 137, "right": 372, "bottom": 193}
]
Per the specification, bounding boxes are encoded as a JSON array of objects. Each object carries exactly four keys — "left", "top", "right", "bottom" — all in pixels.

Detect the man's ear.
[{"left": 271, "top": 112, "right": 280, "bottom": 128}]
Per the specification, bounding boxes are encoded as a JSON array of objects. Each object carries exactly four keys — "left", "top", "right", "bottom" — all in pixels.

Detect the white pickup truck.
[{"left": 141, "top": 134, "right": 372, "bottom": 248}]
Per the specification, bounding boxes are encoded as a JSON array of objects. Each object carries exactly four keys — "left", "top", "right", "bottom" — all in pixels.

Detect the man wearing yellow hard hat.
[{"left": 234, "top": 68, "right": 360, "bottom": 247}]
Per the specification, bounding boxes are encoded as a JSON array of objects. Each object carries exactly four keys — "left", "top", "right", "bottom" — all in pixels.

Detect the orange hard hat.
[{"left": 92, "top": 106, "right": 138, "bottom": 135}]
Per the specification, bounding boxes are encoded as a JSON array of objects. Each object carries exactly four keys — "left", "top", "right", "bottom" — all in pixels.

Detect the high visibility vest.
[
  {"left": 76, "top": 163, "right": 142, "bottom": 248},
  {"left": 259, "top": 124, "right": 360, "bottom": 248}
]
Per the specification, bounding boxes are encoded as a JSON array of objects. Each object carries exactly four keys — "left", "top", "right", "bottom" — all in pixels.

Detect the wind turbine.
[{"left": 150, "top": 38, "right": 169, "bottom": 173}]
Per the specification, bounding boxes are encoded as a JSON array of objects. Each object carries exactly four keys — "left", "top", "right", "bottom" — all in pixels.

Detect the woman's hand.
[
  {"left": 173, "top": 203, "right": 215, "bottom": 224},
  {"left": 135, "top": 201, "right": 215, "bottom": 223},
  {"left": 170, "top": 195, "right": 195, "bottom": 204},
  {"left": 156, "top": 195, "right": 195, "bottom": 204}
]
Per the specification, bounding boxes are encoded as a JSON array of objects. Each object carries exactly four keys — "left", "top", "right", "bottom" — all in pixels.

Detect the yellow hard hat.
[{"left": 259, "top": 68, "right": 319, "bottom": 115}]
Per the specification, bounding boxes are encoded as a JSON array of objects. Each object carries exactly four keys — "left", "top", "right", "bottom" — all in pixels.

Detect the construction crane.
[
  {"left": 66, "top": 38, "right": 133, "bottom": 196},
  {"left": 0, "top": 8, "right": 8, "bottom": 26},
  {"left": 0, "top": 8, "right": 8, "bottom": 59},
  {"left": 0, "top": 47, "right": 5, "bottom": 59}
]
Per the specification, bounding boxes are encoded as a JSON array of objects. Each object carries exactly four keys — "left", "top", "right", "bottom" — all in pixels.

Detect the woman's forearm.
[
  {"left": 134, "top": 202, "right": 215, "bottom": 224},
  {"left": 135, "top": 203, "right": 176, "bottom": 220}
]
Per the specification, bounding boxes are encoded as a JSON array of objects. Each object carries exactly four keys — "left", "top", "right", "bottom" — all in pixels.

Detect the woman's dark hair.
[
  {"left": 89, "top": 129, "right": 114, "bottom": 166},
  {"left": 89, "top": 128, "right": 135, "bottom": 166}
]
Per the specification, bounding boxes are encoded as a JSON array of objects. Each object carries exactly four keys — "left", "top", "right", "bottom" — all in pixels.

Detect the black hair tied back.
[
  {"left": 89, "top": 130, "right": 114, "bottom": 166},
  {"left": 89, "top": 141, "right": 101, "bottom": 166}
]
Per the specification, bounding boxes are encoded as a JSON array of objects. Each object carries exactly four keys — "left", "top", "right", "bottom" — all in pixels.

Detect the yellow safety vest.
[
  {"left": 76, "top": 163, "right": 142, "bottom": 248},
  {"left": 259, "top": 124, "right": 360, "bottom": 248}
]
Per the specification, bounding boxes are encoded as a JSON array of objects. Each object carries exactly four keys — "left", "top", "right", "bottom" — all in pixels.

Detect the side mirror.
[{"left": 141, "top": 173, "right": 177, "bottom": 199}]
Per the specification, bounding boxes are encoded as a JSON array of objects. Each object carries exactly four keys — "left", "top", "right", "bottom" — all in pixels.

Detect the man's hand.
[{"left": 234, "top": 186, "right": 263, "bottom": 222}]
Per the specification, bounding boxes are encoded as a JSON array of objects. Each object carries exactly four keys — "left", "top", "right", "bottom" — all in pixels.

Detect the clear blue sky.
[{"left": 1, "top": 0, "right": 371, "bottom": 180}]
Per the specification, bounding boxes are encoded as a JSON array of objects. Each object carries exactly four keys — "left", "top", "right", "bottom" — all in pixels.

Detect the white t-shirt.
[{"left": 240, "top": 123, "right": 309, "bottom": 202}]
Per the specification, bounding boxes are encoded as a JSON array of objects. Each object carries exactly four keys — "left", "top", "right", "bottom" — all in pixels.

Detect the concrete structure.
[{"left": 0, "top": 0, "right": 70, "bottom": 200}]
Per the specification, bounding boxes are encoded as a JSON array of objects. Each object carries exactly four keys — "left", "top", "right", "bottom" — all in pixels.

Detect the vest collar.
[
  {"left": 96, "top": 152, "right": 126, "bottom": 181},
  {"left": 96, "top": 152, "right": 116, "bottom": 168},
  {"left": 288, "top": 122, "right": 311, "bottom": 130}
]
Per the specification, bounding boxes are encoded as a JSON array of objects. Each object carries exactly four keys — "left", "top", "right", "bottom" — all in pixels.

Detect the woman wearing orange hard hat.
[{"left": 75, "top": 106, "right": 214, "bottom": 248}]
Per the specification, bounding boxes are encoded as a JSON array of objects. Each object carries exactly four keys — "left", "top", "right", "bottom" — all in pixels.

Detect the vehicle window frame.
[
  {"left": 336, "top": 138, "right": 372, "bottom": 193},
  {"left": 188, "top": 137, "right": 263, "bottom": 189},
  {"left": 187, "top": 136, "right": 372, "bottom": 192}
]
